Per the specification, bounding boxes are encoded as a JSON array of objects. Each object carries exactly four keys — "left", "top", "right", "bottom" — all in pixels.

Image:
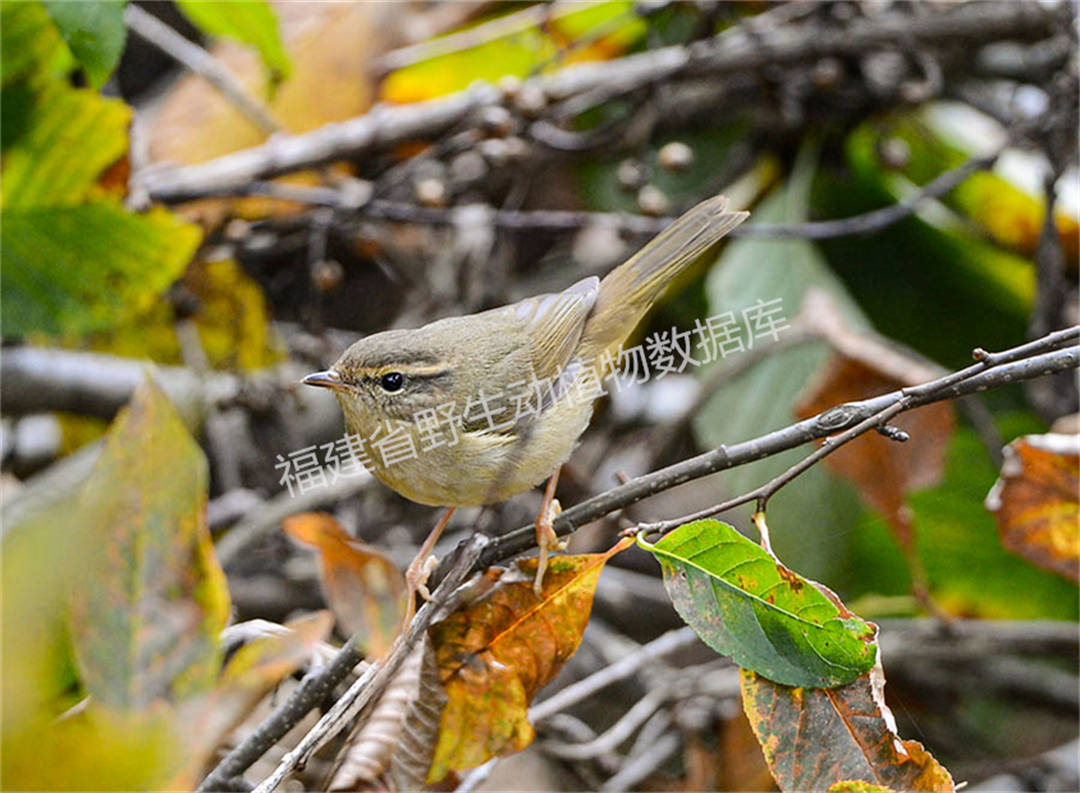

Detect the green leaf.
[
  {"left": 42, "top": 0, "right": 127, "bottom": 89},
  {"left": 639, "top": 520, "right": 877, "bottom": 687},
  {"left": 0, "top": 1, "right": 73, "bottom": 87},
  {"left": 1, "top": 85, "right": 130, "bottom": 207},
  {"left": 2, "top": 203, "right": 201, "bottom": 336},
  {"left": 1, "top": 83, "right": 202, "bottom": 336},
  {"left": 176, "top": 0, "right": 291, "bottom": 92},
  {"left": 69, "top": 376, "right": 230, "bottom": 710}
]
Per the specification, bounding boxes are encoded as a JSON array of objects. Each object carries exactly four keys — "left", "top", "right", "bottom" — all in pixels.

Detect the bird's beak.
[{"left": 302, "top": 370, "right": 348, "bottom": 392}]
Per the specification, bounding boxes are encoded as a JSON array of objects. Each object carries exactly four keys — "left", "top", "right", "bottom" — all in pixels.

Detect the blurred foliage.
[
  {"left": 381, "top": 1, "right": 646, "bottom": 103},
  {"left": 843, "top": 416, "right": 1077, "bottom": 620},
  {"left": 1, "top": 379, "right": 328, "bottom": 789},
  {"left": 176, "top": 0, "right": 291, "bottom": 95},
  {"left": 41, "top": 0, "right": 126, "bottom": 89},
  {"left": 0, "top": 1, "right": 202, "bottom": 338}
]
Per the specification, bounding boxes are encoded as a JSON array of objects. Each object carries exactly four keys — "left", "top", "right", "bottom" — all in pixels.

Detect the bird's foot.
[
  {"left": 534, "top": 497, "right": 566, "bottom": 597},
  {"left": 405, "top": 553, "right": 440, "bottom": 606}
]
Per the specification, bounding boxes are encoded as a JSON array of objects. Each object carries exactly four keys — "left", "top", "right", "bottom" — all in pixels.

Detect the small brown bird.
[{"left": 304, "top": 195, "right": 747, "bottom": 596}]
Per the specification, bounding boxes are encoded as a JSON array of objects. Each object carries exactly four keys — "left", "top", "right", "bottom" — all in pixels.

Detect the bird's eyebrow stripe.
[{"left": 361, "top": 364, "right": 451, "bottom": 380}]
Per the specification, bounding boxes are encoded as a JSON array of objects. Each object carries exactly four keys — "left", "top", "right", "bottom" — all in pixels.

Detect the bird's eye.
[{"left": 379, "top": 372, "right": 404, "bottom": 392}]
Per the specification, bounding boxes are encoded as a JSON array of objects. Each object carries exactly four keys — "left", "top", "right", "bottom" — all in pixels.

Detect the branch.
[
  {"left": 226, "top": 140, "right": 1001, "bottom": 241},
  {"left": 136, "top": 2, "right": 1065, "bottom": 203},
  {"left": 249, "top": 534, "right": 488, "bottom": 793},
  {"left": 124, "top": 5, "right": 282, "bottom": 136},
  {"left": 433, "top": 329, "right": 1078, "bottom": 583},
  {"left": 198, "top": 636, "right": 365, "bottom": 792}
]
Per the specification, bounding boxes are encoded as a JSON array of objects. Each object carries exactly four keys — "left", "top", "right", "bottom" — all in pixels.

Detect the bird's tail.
[{"left": 577, "top": 195, "right": 748, "bottom": 362}]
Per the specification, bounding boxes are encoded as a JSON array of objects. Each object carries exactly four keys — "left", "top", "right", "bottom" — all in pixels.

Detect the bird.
[{"left": 303, "top": 195, "right": 747, "bottom": 599}]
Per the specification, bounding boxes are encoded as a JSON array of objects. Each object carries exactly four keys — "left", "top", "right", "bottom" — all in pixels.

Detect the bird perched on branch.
[{"left": 304, "top": 195, "right": 747, "bottom": 600}]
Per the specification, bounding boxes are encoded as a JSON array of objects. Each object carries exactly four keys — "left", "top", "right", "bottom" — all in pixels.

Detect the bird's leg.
[
  {"left": 405, "top": 507, "right": 455, "bottom": 614},
  {"left": 534, "top": 468, "right": 567, "bottom": 597}
]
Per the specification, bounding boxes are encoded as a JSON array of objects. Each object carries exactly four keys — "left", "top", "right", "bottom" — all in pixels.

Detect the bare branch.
[
  {"left": 437, "top": 329, "right": 1078, "bottom": 580},
  {"left": 124, "top": 5, "right": 282, "bottom": 136},
  {"left": 250, "top": 534, "right": 488, "bottom": 793},
  {"left": 136, "top": 2, "right": 1065, "bottom": 203}
]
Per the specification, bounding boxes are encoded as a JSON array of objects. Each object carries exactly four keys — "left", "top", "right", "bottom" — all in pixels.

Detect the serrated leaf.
[
  {"left": 427, "top": 538, "right": 632, "bottom": 783},
  {"left": 42, "top": 0, "right": 126, "bottom": 89},
  {"left": 741, "top": 667, "right": 954, "bottom": 792},
  {"left": 986, "top": 433, "right": 1079, "bottom": 583},
  {"left": 640, "top": 520, "right": 877, "bottom": 687},
  {"left": 176, "top": 0, "right": 291, "bottom": 93},
  {"left": 283, "top": 512, "right": 408, "bottom": 658},
  {"left": 69, "top": 376, "right": 230, "bottom": 710}
]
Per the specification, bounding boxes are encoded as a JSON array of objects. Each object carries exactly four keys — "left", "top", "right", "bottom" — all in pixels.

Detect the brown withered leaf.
[
  {"left": 387, "top": 638, "right": 447, "bottom": 792},
  {"left": 326, "top": 638, "right": 441, "bottom": 791},
  {"left": 426, "top": 538, "right": 633, "bottom": 784},
  {"left": 986, "top": 433, "right": 1079, "bottom": 583},
  {"left": 794, "top": 298, "right": 953, "bottom": 549},
  {"left": 283, "top": 512, "right": 407, "bottom": 657},
  {"left": 741, "top": 665, "right": 953, "bottom": 793}
]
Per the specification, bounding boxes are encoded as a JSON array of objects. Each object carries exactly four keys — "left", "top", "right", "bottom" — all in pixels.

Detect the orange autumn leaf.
[
  {"left": 283, "top": 512, "right": 407, "bottom": 657},
  {"left": 986, "top": 433, "right": 1080, "bottom": 583},
  {"left": 426, "top": 537, "right": 633, "bottom": 783},
  {"left": 741, "top": 667, "right": 953, "bottom": 793}
]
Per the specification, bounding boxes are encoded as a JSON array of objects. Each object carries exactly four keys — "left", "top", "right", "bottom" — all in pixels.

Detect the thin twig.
[
  {"left": 599, "top": 731, "right": 680, "bottom": 792},
  {"left": 176, "top": 144, "right": 1001, "bottom": 242},
  {"left": 639, "top": 329, "right": 1080, "bottom": 534},
  {"left": 124, "top": 4, "right": 282, "bottom": 136},
  {"left": 530, "top": 627, "right": 700, "bottom": 723},
  {"left": 543, "top": 684, "right": 672, "bottom": 760},
  {"left": 250, "top": 535, "right": 488, "bottom": 793},
  {"left": 136, "top": 2, "right": 1065, "bottom": 203},
  {"left": 198, "top": 638, "right": 367, "bottom": 792},
  {"left": 433, "top": 331, "right": 1078, "bottom": 580}
]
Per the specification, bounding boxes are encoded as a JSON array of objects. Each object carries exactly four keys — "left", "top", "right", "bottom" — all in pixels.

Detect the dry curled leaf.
[
  {"left": 426, "top": 538, "right": 632, "bottom": 783},
  {"left": 388, "top": 638, "right": 448, "bottom": 792},
  {"left": 986, "top": 433, "right": 1079, "bottom": 583},
  {"left": 283, "top": 512, "right": 407, "bottom": 657},
  {"left": 741, "top": 663, "right": 953, "bottom": 793},
  {"left": 327, "top": 643, "right": 423, "bottom": 791}
]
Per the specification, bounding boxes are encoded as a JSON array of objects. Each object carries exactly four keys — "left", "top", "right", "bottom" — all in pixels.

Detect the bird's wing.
[{"left": 518, "top": 275, "right": 599, "bottom": 382}]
